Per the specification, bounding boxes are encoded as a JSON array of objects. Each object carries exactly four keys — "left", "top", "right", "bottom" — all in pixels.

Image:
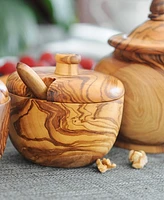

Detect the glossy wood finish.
[
  {"left": 0, "top": 80, "right": 9, "bottom": 104},
  {"left": 7, "top": 60, "right": 125, "bottom": 104},
  {"left": 7, "top": 54, "right": 124, "bottom": 167},
  {"left": 0, "top": 80, "right": 10, "bottom": 157},
  {"left": 55, "top": 53, "right": 81, "bottom": 76},
  {"left": 16, "top": 62, "right": 48, "bottom": 100},
  {"left": 0, "top": 75, "right": 9, "bottom": 84},
  {"left": 95, "top": 0, "right": 164, "bottom": 153},
  {"left": 9, "top": 93, "right": 124, "bottom": 168}
]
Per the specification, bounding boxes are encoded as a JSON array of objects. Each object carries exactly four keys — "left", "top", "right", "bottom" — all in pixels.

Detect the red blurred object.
[
  {"left": 33, "top": 60, "right": 48, "bottom": 67},
  {"left": 19, "top": 56, "right": 36, "bottom": 67},
  {"left": 80, "top": 57, "right": 95, "bottom": 70},
  {"left": 0, "top": 54, "right": 95, "bottom": 76},
  {"left": 0, "top": 62, "right": 16, "bottom": 74},
  {"left": 39, "top": 52, "right": 56, "bottom": 65}
]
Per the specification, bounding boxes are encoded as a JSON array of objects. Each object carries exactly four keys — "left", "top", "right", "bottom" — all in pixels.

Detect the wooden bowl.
[
  {"left": 0, "top": 80, "right": 10, "bottom": 157},
  {"left": 95, "top": 0, "right": 164, "bottom": 153},
  {"left": 6, "top": 54, "right": 124, "bottom": 168}
]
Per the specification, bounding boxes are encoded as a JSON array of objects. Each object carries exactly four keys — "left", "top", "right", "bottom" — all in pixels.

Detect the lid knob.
[
  {"left": 55, "top": 54, "right": 81, "bottom": 76},
  {"left": 149, "top": 0, "right": 164, "bottom": 20}
]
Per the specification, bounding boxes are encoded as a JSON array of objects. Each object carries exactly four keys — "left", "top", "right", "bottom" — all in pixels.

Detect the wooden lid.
[
  {"left": 7, "top": 54, "right": 124, "bottom": 103},
  {"left": 108, "top": 0, "right": 164, "bottom": 55}
]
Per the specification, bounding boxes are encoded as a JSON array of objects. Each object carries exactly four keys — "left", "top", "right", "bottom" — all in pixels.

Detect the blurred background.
[{"left": 0, "top": 0, "right": 152, "bottom": 59}]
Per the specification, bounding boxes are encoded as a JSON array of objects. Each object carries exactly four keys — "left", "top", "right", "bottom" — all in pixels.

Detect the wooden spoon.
[{"left": 16, "top": 62, "right": 47, "bottom": 100}]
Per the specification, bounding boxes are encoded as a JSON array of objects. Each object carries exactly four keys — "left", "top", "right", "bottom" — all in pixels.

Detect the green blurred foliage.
[
  {"left": 0, "top": 0, "right": 77, "bottom": 56},
  {"left": 0, "top": 0, "right": 38, "bottom": 56},
  {"left": 49, "top": 0, "right": 78, "bottom": 30}
]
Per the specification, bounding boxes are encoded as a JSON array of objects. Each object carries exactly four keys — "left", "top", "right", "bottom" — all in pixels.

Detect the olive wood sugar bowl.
[
  {"left": 0, "top": 80, "right": 10, "bottom": 157},
  {"left": 95, "top": 0, "right": 164, "bottom": 153},
  {"left": 6, "top": 54, "right": 124, "bottom": 168}
]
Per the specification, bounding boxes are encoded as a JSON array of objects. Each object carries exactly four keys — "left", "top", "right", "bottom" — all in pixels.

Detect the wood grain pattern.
[
  {"left": 0, "top": 80, "right": 9, "bottom": 104},
  {"left": 95, "top": 54, "right": 164, "bottom": 153},
  {"left": 108, "top": 20, "right": 164, "bottom": 54},
  {"left": 149, "top": 0, "right": 164, "bottom": 20},
  {"left": 47, "top": 69, "right": 124, "bottom": 103},
  {"left": 0, "top": 80, "right": 10, "bottom": 157},
  {"left": 0, "top": 99, "right": 10, "bottom": 157},
  {"left": 109, "top": 0, "right": 164, "bottom": 54},
  {"left": 16, "top": 63, "right": 48, "bottom": 100},
  {"left": 95, "top": 0, "right": 164, "bottom": 153},
  {"left": 7, "top": 67, "right": 124, "bottom": 103},
  {"left": 55, "top": 53, "right": 81, "bottom": 64},
  {"left": 6, "top": 67, "right": 56, "bottom": 97},
  {"left": 7, "top": 53, "right": 124, "bottom": 167},
  {"left": 7, "top": 71, "right": 33, "bottom": 97},
  {"left": 55, "top": 54, "right": 81, "bottom": 76},
  {"left": 9, "top": 93, "right": 124, "bottom": 167}
]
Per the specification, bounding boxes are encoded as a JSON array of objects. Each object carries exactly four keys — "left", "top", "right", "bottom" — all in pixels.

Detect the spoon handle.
[{"left": 17, "top": 62, "right": 47, "bottom": 100}]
